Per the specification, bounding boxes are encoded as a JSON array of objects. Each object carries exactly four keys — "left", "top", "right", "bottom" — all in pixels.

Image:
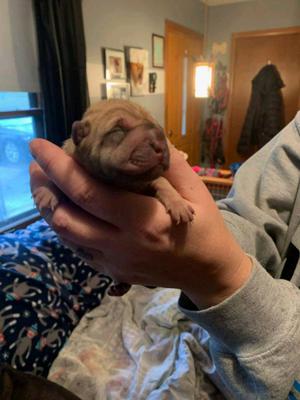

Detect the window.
[{"left": 0, "top": 92, "right": 44, "bottom": 231}]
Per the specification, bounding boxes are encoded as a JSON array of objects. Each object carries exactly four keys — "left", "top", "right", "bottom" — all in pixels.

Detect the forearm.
[
  {"left": 179, "top": 260, "right": 300, "bottom": 398},
  {"left": 179, "top": 218, "right": 253, "bottom": 309}
]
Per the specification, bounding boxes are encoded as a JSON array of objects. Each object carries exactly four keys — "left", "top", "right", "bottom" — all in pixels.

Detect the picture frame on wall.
[
  {"left": 152, "top": 34, "right": 164, "bottom": 68},
  {"left": 105, "top": 81, "right": 130, "bottom": 99},
  {"left": 126, "top": 47, "right": 149, "bottom": 96},
  {"left": 104, "top": 48, "right": 126, "bottom": 80}
]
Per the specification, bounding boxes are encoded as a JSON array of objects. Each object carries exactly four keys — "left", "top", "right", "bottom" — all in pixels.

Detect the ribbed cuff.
[{"left": 179, "top": 258, "right": 297, "bottom": 354}]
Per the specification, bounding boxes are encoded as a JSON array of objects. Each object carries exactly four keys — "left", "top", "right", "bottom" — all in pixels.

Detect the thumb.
[{"left": 163, "top": 146, "right": 211, "bottom": 203}]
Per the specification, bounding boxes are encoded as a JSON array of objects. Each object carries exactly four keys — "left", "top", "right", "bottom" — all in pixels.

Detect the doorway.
[
  {"left": 226, "top": 26, "right": 300, "bottom": 166},
  {"left": 165, "top": 20, "right": 203, "bottom": 166}
]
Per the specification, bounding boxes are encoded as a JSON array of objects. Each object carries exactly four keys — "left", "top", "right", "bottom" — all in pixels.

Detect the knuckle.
[
  {"left": 139, "top": 224, "right": 169, "bottom": 249},
  {"left": 51, "top": 214, "right": 70, "bottom": 236},
  {"left": 140, "top": 224, "right": 159, "bottom": 242},
  {"left": 73, "top": 184, "right": 95, "bottom": 207},
  {"left": 41, "top": 155, "right": 58, "bottom": 177}
]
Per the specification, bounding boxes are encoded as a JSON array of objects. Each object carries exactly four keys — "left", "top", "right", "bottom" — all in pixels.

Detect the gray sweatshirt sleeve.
[
  {"left": 179, "top": 261, "right": 300, "bottom": 399},
  {"left": 219, "top": 114, "right": 300, "bottom": 276},
  {"left": 179, "top": 113, "right": 300, "bottom": 399}
]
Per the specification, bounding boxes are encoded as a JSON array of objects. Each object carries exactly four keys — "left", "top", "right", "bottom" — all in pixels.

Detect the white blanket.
[{"left": 48, "top": 286, "right": 224, "bottom": 400}]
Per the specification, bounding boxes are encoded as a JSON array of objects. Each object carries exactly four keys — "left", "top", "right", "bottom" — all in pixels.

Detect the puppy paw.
[
  {"left": 32, "top": 184, "right": 62, "bottom": 214},
  {"left": 152, "top": 177, "right": 195, "bottom": 225},
  {"left": 166, "top": 200, "right": 195, "bottom": 224}
]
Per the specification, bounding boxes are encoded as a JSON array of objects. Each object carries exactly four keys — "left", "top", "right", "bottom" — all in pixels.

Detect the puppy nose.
[{"left": 151, "top": 140, "right": 164, "bottom": 154}]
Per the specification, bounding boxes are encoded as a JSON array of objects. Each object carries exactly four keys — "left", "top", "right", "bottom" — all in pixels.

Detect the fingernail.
[
  {"left": 29, "top": 140, "right": 38, "bottom": 160},
  {"left": 37, "top": 208, "right": 54, "bottom": 224}
]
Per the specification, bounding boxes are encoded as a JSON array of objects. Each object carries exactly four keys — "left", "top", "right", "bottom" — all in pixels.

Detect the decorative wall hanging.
[
  {"left": 211, "top": 41, "right": 227, "bottom": 57},
  {"left": 149, "top": 72, "right": 157, "bottom": 93},
  {"left": 104, "top": 48, "right": 126, "bottom": 80},
  {"left": 127, "top": 47, "right": 149, "bottom": 96},
  {"left": 105, "top": 81, "right": 130, "bottom": 99},
  {"left": 152, "top": 34, "right": 164, "bottom": 68}
]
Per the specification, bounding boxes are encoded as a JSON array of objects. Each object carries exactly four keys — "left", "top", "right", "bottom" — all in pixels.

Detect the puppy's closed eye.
[{"left": 101, "top": 127, "right": 126, "bottom": 148}]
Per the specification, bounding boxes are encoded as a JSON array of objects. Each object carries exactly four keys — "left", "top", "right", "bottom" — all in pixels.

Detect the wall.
[
  {"left": 82, "top": 0, "right": 204, "bottom": 126},
  {"left": 0, "top": 0, "right": 39, "bottom": 92},
  {"left": 206, "top": 0, "right": 300, "bottom": 64}
]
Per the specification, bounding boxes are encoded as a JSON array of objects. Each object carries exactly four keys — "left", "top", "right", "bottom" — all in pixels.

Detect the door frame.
[
  {"left": 164, "top": 19, "right": 203, "bottom": 163},
  {"left": 226, "top": 25, "right": 300, "bottom": 165}
]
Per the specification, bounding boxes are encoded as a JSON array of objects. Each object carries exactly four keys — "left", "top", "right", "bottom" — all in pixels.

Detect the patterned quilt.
[{"left": 0, "top": 219, "right": 111, "bottom": 377}]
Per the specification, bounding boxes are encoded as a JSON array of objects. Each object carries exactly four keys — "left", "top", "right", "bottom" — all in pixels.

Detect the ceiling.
[{"left": 201, "top": 0, "right": 254, "bottom": 6}]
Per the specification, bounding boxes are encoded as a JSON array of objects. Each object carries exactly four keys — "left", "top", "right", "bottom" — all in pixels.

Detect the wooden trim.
[
  {"left": 0, "top": 109, "right": 42, "bottom": 118},
  {"left": 164, "top": 19, "right": 203, "bottom": 132},
  {"left": 232, "top": 26, "right": 300, "bottom": 39},
  {"left": 165, "top": 19, "right": 203, "bottom": 39},
  {"left": 200, "top": 175, "right": 233, "bottom": 187},
  {"left": 0, "top": 213, "right": 40, "bottom": 234},
  {"left": 9, "top": 215, "right": 41, "bottom": 232}
]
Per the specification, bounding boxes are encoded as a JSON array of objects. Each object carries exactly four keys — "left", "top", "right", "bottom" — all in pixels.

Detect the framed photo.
[
  {"left": 104, "top": 48, "right": 126, "bottom": 80},
  {"left": 152, "top": 34, "right": 164, "bottom": 68},
  {"left": 126, "top": 47, "right": 149, "bottom": 96},
  {"left": 105, "top": 81, "right": 130, "bottom": 99},
  {"left": 149, "top": 72, "right": 157, "bottom": 93}
]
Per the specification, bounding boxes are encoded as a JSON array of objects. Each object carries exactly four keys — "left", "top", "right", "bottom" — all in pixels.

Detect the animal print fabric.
[{"left": 0, "top": 219, "right": 111, "bottom": 377}]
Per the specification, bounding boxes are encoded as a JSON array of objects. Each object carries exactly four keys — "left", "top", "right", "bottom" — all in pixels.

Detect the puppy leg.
[{"left": 152, "top": 177, "right": 195, "bottom": 224}]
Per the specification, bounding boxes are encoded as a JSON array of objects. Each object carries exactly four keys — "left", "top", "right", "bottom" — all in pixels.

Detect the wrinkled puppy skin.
[{"left": 35, "top": 99, "right": 195, "bottom": 296}]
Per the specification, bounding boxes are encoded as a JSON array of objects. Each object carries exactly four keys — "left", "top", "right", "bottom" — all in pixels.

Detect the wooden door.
[
  {"left": 226, "top": 27, "right": 300, "bottom": 166},
  {"left": 165, "top": 20, "right": 203, "bottom": 166}
]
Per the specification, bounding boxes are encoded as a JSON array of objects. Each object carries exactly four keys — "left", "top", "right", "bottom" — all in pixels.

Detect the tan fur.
[
  {"left": 63, "top": 99, "right": 158, "bottom": 157},
  {"left": 62, "top": 99, "right": 194, "bottom": 224}
]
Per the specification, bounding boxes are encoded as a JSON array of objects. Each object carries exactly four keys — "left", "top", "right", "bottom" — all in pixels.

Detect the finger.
[
  {"left": 30, "top": 161, "right": 50, "bottom": 192},
  {"left": 42, "top": 196, "right": 120, "bottom": 250},
  {"left": 30, "top": 162, "right": 64, "bottom": 220},
  {"left": 60, "top": 238, "right": 129, "bottom": 286},
  {"left": 163, "top": 146, "right": 212, "bottom": 203},
  {"left": 30, "top": 139, "right": 170, "bottom": 228},
  {"left": 59, "top": 238, "right": 108, "bottom": 275}
]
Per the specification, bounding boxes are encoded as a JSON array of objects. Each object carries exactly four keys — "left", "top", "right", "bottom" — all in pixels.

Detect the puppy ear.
[
  {"left": 116, "top": 117, "right": 134, "bottom": 131},
  {"left": 71, "top": 120, "right": 91, "bottom": 146}
]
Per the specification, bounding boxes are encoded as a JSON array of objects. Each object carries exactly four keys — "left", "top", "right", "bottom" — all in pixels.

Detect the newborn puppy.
[
  {"left": 63, "top": 99, "right": 194, "bottom": 223},
  {"left": 34, "top": 99, "right": 194, "bottom": 295}
]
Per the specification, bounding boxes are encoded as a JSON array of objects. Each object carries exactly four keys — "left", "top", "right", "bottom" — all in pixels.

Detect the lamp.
[{"left": 194, "top": 62, "right": 214, "bottom": 98}]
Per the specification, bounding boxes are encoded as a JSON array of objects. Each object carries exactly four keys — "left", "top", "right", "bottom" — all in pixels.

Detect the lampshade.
[{"left": 195, "top": 62, "right": 214, "bottom": 98}]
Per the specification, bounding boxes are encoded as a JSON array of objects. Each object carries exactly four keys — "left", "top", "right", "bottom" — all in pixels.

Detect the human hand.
[{"left": 29, "top": 139, "right": 251, "bottom": 308}]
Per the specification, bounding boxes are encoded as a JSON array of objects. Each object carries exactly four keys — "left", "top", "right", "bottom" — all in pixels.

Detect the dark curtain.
[{"left": 33, "top": 0, "right": 89, "bottom": 146}]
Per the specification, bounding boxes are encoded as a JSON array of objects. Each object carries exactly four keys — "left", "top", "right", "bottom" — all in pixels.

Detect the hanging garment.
[
  {"left": 237, "top": 64, "right": 285, "bottom": 156},
  {"left": 203, "top": 116, "right": 225, "bottom": 167}
]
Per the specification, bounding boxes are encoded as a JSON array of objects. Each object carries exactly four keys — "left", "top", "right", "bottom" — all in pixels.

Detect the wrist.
[{"left": 182, "top": 252, "right": 253, "bottom": 309}]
